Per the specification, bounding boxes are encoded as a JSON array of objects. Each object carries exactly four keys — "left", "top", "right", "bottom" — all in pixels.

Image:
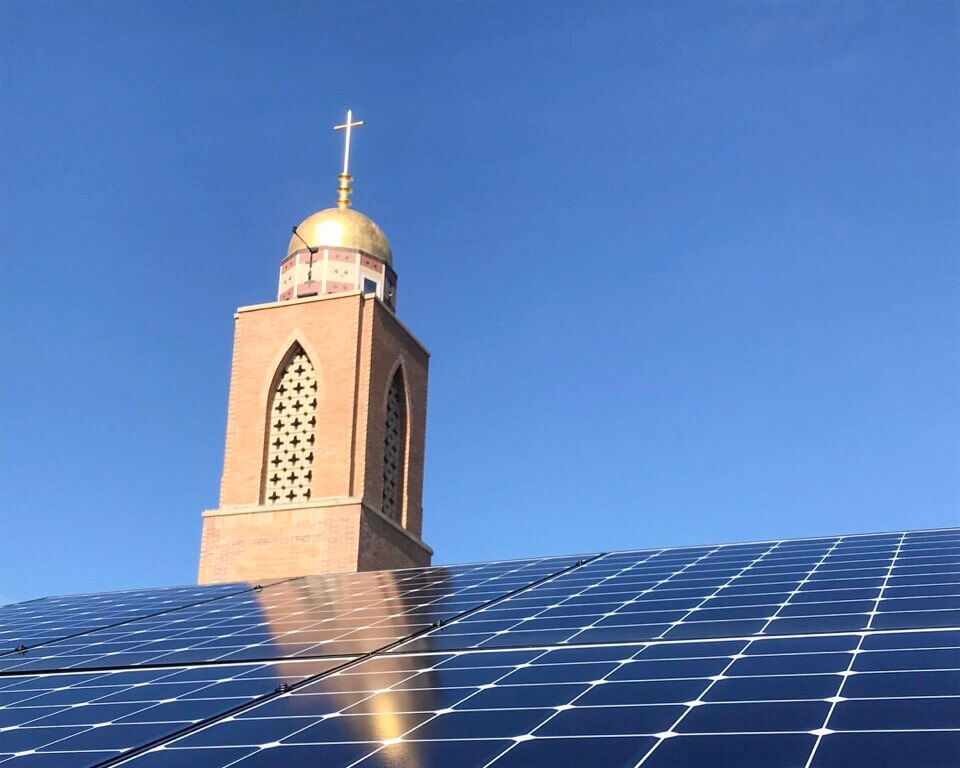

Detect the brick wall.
[
  {"left": 198, "top": 291, "right": 432, "bottom": 583},
  {"left": 198, "top": 503, "right": 362, "bottom": 583}
]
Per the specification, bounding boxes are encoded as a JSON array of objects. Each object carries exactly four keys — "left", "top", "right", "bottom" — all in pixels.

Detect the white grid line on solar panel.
[
  {"left": 754, "top": 536, "right": 846, "bottom": 635},
  {"left": 451, "top": 565, "right": 960, "bottom": 619},
  {"left": 7, "top": 532, "right": 960, "bottom": 764},
  {"left": 865, "top": 531, "right": 908, "bottom": 631},
  {"left": 0, "top": 584, "right": 249, "bottom": 651},
  {"left": 556, "top": 541, "right": 788, "bottom": 647},
  {"left": 0, "top": 656, "right": 354, "bottom": 766},
  {"left": 389, "top": 532, "right": 960, "bottom": 652},
  {"left": 535, "top": 530, "right": 954, "bottom": 571},
  {"left": 389, "top": 543, "right": 782, "bottom": 651},
  {"left": 593, "top": 526, "right": 960, "bottom": 561},
  {"left": 0, "top": 566, "right": 530, "bottom": 674},
  {"left": 0, "top": 590, "right": 270, "bottom": 677},
  {"left": 0, "top": 550, "right": 593, "bottom": 658},
  {"left": 579, "top": 540, "right": 785, "bottom": 644},
  {"left": 105, "top": 627, "right": 960, "bottom": 768},
  {"left": 0, "top": 556, "right": 584, "bottom": 675},
  {"left": 799, "top": 536, "right": 907, "bottom": 768}
]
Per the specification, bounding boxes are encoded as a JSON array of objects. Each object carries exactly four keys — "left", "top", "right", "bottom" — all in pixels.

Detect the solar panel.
[
  {"left": 0, "top": 583, "right": 250, "bottom": 651},
  {"left": 0, "top": 555, "right": 584, "bottom": 674},
  {"left": 393, "top": 529, "right": 960, "bottom": 652},
  {"left": 0, "top": 657, "right": 349, "bottom": 767},
  {"left": 2, "top": 528, "right": 957, "bottom": 767},
  {"left": 105, "top": 626, "right": 960, "bottom": 768}
]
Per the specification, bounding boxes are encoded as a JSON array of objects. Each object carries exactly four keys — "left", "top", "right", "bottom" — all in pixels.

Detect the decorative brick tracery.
[
  {"left": 381, "top": 369, "right": 407, "bottom": 522},
  {"left": 263, "top": 345, "right": 317, "bottom": 504}
]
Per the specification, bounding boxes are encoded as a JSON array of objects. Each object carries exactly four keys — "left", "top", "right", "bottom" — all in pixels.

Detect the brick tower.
[{"left": 198, "top": 112, "right": 432, "bottom": 584}]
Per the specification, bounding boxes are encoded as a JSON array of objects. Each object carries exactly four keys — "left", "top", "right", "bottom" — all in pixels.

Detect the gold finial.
[{"left": 333, "top": 109, "right": 364, "bottom": 210}]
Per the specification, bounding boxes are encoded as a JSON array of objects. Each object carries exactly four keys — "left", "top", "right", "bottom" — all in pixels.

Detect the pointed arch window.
[
  {"left": 381, "top": 368, "right": 407, "bottom": 523},
  {"left": 263, "top": 345, "right": 317, "bottom": 504}
]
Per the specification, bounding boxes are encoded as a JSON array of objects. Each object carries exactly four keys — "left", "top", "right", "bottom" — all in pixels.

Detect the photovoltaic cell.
[
  {"left": 3, "top": 528, "right": 958, "bottom": 767},
  {"left": 108, "top": 626, "right": 960, "bottom": 768},
  {"left": 0, "top": 584, "right": 249, "bottom": 652},
  {"left": 0, "top": 555, "right": 585, "bottom": 674},
  {"left": 0, "top": 657, "right": 349, "bottom": 767},
  {"left": 393, "top": 529, "right": 960, "bottom": 652}
]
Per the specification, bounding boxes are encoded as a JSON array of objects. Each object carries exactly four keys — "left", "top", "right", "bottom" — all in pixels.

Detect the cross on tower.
[{"left": 334, "top": 109, "right": 364, "bottom": 176}]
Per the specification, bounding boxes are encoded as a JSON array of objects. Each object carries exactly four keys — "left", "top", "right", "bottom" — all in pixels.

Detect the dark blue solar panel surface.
[
  {"left": 0, "top": 556, "right": 582, "bottom": 674},
  {"left": 111, "top": 626, "right": 960, "bottom": 768},
  {"left": 2, "top": 528, "right": 957, "bottom": 768},
  {"left": 0, "top": 657, "right": 348, "bottom": 767},
  {"left": 395, "top": 529, "right": 960, "bottom": 652},
  {"left": 0, "top": 583, "right": 249, "bottom": 651}
]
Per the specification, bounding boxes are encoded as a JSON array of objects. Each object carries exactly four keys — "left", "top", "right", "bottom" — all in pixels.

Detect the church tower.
[{"left": 198, "top": 112, "right": 432, "bottom": 584}]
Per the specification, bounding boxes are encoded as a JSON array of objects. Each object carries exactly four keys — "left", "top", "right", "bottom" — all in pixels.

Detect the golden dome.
[{"left": 288, "top": 206, "right": 392, "bottom": 265}]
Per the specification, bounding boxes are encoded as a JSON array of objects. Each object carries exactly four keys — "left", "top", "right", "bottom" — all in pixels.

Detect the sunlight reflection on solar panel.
[
  {"left": 0, "top": 555, "right": 584, "bottom": 674},
  {"left": 109, "top": 626, "right": 960, "bottom": 768}
]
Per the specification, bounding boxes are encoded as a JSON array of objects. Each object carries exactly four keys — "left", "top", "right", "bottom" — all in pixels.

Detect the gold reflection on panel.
[{"left": 253, "top": 568, "right": 450, "bottom": 743}]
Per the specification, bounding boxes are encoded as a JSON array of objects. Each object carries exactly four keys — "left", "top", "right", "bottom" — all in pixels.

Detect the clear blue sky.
[{"left": 1, "top": 1, "right": 957, "bottom": 602}]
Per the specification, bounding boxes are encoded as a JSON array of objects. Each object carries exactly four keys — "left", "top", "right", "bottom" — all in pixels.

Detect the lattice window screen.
[
  {"left": 381, "top": 371, "right": 407, "bottom": 522},
  {"left": 263, "top": 346, "right": 317, "bottom": 504}
]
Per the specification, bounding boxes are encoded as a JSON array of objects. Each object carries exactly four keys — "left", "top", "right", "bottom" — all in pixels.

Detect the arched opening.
[
  {"left": 381, "top": 367, "right": 408, "bottom": 523},
  {"left": 261, "top": 344, "right": 317, "bottom": 504}
]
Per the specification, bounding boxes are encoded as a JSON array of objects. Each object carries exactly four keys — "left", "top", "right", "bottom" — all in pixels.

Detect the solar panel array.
[
  {"left": 1, "top": 555, "right": 579, "bottom": 675},
  {"left": 0, "top": 583, "right": 247, "bottom": 650},
  {"left": 1, "top": 528, "right": 957, "bottom": 767}
]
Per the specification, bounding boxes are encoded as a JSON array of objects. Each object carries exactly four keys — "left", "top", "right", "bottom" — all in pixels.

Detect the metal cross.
[{"left": 334, "top": 109, "right": 364, "bottom": 175}]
